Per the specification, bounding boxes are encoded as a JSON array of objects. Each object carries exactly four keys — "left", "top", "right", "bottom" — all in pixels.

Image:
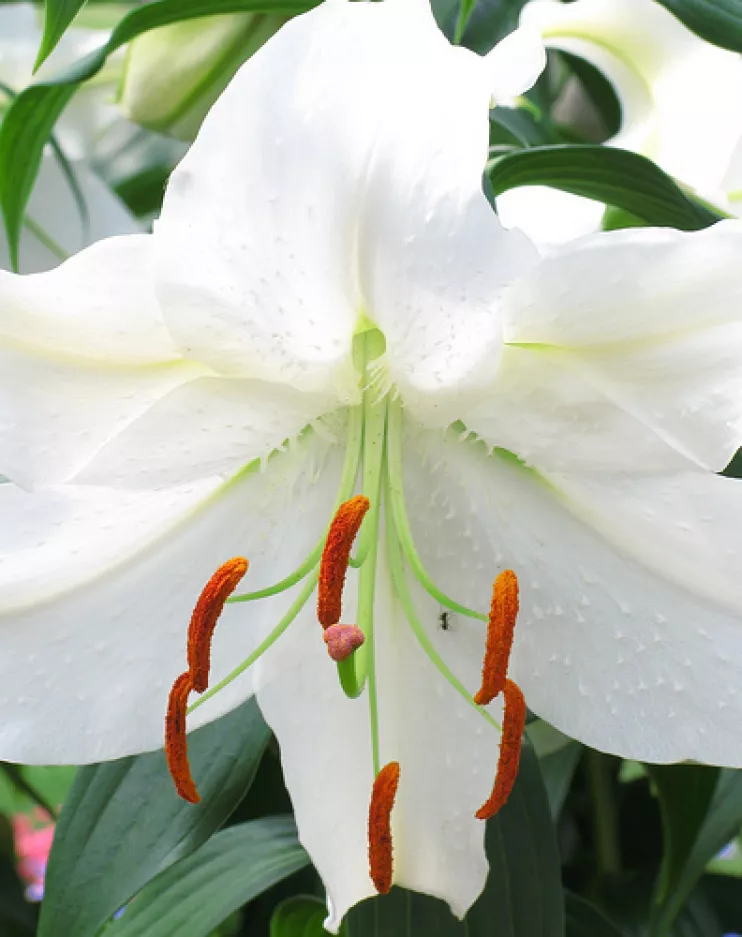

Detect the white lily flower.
[
  {"left": 0, "top": 3, "right": 138, "bottom": 271},
  {"left": 2, "top": 0, "right": 742, "bottom": 927},
  {"left": 496, "top": 0, "right": 742, "bottom": 243}
]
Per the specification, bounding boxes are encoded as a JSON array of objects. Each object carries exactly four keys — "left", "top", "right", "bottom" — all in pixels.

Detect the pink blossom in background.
[{"left": 13, "top": 809, "right": 56, "bottom": 901}]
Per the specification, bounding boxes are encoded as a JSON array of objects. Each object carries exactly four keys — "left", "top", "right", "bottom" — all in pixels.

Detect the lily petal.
[
  {"left": 0, "top": 432, "right": 341, "bottom": 763},
  {"left": 257, "top": 543, "right": 503, "bottom": 932},
  {"left": 74, "top": 376, "right": 336, "bottom": 488},
  {"left": 154, "top": 0, "right": 538, "bottom": 411},
  {"left": 0, "top": 235, "right": 205, "bottom": 487},
  {"left": 463, "top": 222, "right": 742, "bottom": 472},
  {"left": 485, "top": 24, "right": 546, "bottom": 105},
  {"left": 495, "top": 185, "right": 606, "bottom": 248},
  {"left": 404, "top": 423, "right": 742, "bottom": 766}
]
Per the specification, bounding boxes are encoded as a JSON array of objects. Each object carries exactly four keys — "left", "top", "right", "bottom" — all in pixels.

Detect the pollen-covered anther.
[
  {"left": 317, "top": 495, "right": 370, "bottom": 628},
  {"left": 323, "top": 623, "right": 365, "bottom": 662},
  {"left": 188, "top": 557, "right": 249, "bottom": 693},
  {"left": 368, "top": 761, "right": 400, "bottom": 894},
  {"left": 476, "top": 679, "right": 526, "bottom": 819},
  {"left": 474, "top": 569, "right": 519, "bottom": 706},
  {"left": 165, "top": 672, "right": 200, "bottom": 804}
]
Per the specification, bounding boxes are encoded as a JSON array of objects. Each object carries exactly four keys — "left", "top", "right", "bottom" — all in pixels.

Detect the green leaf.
[
  {"left": 654, "top": 0, "right": 742, "bottom": 53},
  {"left": 565, "top": 892, "right": 626, "bottom": 937},
  {"left": 38, "top": 698, "right": 271, "bottom": 937},
  {"left": 650, "top": 768, "right": 742, "bottom": 936},
  {"left": 271, "top": 895, "right": 347, "bottom": 937},
  {"left": 647, "top": 765, "right": 720, "bottom": 909},
  {"left": 0, "top": 0, "right": 318, "bottom": 269},
  {"left": 539, "top": 742, "right": 582, "bottom": 820},
  {"left": 102, "top": 818, "right": 309, "bottom": 937},
  {"left": 487, "top": 145, "right": 722, "bottom": 232},
  {"left": 347, "top": 741, "right": 565, "bottom": 936},
  {"left": 36, "top": 0, "right": 88, "bottom": 70}
]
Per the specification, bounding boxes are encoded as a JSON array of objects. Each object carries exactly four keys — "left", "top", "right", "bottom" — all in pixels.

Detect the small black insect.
[{"left": 438, "top": 611, "right": 451, "bottom": 631}]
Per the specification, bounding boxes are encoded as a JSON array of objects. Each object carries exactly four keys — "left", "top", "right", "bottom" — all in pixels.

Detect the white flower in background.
[
  {"left": 0, "top": 3, "right": 137, "bottom": 271},
  {"left": 1, "top": 0, "right": 742, "bottom": 928},
  {"left": 496, "top": 0, "right": 742, "bottom": 243},
  {"left": 119, "top": 12, "right": 290, "bottom": 141}
]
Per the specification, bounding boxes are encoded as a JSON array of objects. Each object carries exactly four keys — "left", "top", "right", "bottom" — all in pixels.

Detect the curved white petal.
[
  {"left": 403, "top": 423, "right": 742, "bottom": 766},
  {"left": 155, "top": 0, "right": 537, "bottom": 411},
  {"left": 521, "top": 0, "right": 742, "bottom": 193},
  {"left": 257, "top": 537, "right": 503, "bottom": 930},
  {"left": 75, "top": 376, "right": 336, "bottom": 487},
  {"left": 495, "top": 185, "right": 605, "bottom": 248},
  {"left": 0, "top": 235, "right": 206, "bottom": 487},
  {"left": 0, "top": 432, "right": 342, "bottom": 763},
  {"left": 463, "top": 222, "right": 742, "bottom": 473},
  {"left": 721, "top": 134, "right": 742, "bottom": 216},
  {"left": 485, "top": 24, "right": 546, "bottom": 104},
  {"left": 0, "top": 154, "right": 139, "bottom": 274}
]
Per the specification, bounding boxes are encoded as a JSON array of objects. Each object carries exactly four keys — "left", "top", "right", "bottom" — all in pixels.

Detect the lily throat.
[{"left": 163, "top": 327, "right": 527, "bottom": 893}]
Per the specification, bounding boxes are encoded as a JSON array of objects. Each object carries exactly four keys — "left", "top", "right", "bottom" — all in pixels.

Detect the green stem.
[{"left": 586, "top": 749, "right": 622, "bottom": 877}]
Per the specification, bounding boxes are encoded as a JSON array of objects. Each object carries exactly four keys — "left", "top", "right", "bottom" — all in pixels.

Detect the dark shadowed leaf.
[
  {"left": 650, "top": 767, "right": 742, "bottom": 936},
  {"left": 565, "top": 892, "right": 626, "bottom": 937},
  {"left": 655, "top": 0, "right": 742, "bottom": 52}
]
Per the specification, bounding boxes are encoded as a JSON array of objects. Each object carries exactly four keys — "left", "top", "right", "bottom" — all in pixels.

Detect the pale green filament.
[
  {"left": 188, "top": 569, "right": 319, "bottom": 715},
  {"left": 339, "top": 331, "right": 387, "bottom": 774},
  {"left": 229, "top": 405, "right": 363, "bottom": 605},
  {"left": 386, "top": 396, "right": 487, "bottom": 623},
  {"left": 385, "top": 497, "right": 501, "bottom": 733},
  {"left": 185, "top": 325, "right": 500, "bottom": 775}
]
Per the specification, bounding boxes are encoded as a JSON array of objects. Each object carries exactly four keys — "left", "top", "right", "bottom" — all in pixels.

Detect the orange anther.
[
  {"left": 165, "top": 672, "right": 200, "bottom": 804},
  {"left": 474, "top": 570, "right": 519, "bottom": 706},
  {"left": 476, "top": 679, "right": 526, "bottom": 820},
  {"left": 368, "top": 761, "right": 400, "bottom": 894},
  {"left": 317, "top": 496, "right": 370, "bottom": 628},
  {"left": 188, "top": 557, "right": 248, "bottom": 693}
]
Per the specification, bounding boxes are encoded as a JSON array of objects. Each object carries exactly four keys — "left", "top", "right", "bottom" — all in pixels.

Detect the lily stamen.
[
  {"left": 188, "top": 557, "right": 249, "bottom": 692},
  {"left": 476, "top": 679, "right": 526, "bottom": 819},
  {"left": 165, "top": 672, "right": 200, "bottom": 804},
  {"left": 317, "top": 495, "right": 370, "bottom": 628},
  {"left": 368, "top": 761, "right": 400, "bottom": 894},
  {"left": 474, "top": 570, "right": 519, "bottom": 706}
]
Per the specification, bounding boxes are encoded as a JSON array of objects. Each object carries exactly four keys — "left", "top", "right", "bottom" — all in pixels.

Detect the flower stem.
[{"left": 586, "top": 749, "right": 622, "bottom": 877}]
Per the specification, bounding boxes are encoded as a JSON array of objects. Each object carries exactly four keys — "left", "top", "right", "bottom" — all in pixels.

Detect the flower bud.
[{"left": 119, "top": 12, "right": 288, "bottom": 141}]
